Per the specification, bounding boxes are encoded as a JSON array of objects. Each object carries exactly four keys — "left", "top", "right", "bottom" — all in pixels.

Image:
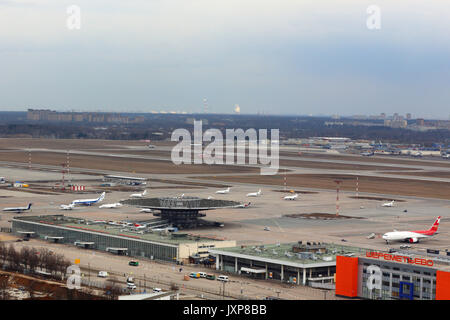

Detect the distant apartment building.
[
  {"left": 27, "top": 109, "right": 145, "bottom": 124},
  {"left": 384, "top": 119, "right": 408, "bottom": 128}
]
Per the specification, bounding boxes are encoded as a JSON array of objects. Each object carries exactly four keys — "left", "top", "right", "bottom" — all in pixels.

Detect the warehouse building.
[
  {"left": 209, "top": 241, "right": 364, "bottom": 287},
  {"left": 12, "top": 215, "right": 235, "bottom": 264},
  {"left": 335, "top": 249, "right": 450, "bottom": 300}
]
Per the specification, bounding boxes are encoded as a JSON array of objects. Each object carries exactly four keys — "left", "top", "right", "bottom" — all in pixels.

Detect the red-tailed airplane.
[{"left": 382, "top": 216, "right": 441, "bottom": 243}]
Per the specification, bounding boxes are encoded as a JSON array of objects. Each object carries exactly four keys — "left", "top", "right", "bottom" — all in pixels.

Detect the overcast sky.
[{"left": 1, "top": 0, "right": 449, "bottom": 118}]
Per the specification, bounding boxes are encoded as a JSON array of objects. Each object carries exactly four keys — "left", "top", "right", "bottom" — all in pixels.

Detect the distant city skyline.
[
  {"left": 1, "top": 1, "right": 450, "bottom": 119},
  {"left": 1, "top": 107, "right": 449, "bottom": 121}
]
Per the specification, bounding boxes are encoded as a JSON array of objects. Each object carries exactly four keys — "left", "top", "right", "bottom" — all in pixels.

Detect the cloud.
[{"left": 0, "top": 0, "right": 449, "bottom": 117}]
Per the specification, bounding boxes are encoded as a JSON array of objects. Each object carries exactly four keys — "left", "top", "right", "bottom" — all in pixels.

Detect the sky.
[{"left": 0, "top": 0, "right": 450, "bottom": 119}]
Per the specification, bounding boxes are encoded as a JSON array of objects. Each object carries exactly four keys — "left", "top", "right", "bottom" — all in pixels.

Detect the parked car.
[
  {"left": 127, "top": 283, "right": 137, "bottom": 290},
  {"left": 98, "top": 271, "right": 108, "bottom": 278},
  {"left": 217, "top": 275, "right": 229, "bottom": 282},
  {"left": 206, "top": 274, "right": 216, "bottom": 280},
  {"left": 198, "top": 272, "right": 207, "bottom": 278},
  {"left": 129, "top": 261, "right": 139, "bottom": 266},
  {"left": 152, "top": 288, "right": 162, "bottom": 293}
]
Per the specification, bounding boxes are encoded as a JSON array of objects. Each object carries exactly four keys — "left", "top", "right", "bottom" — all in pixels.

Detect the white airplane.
[
  {"left": 284, "top": 193, "right": 299, "bottom": 200},
  {"left": 215, "top": 187, "right": 230, "bottom": 194},
  {"left": 99, "top": 203, "right": 123, "bottom": 209},
  {"left": 235, "top": 202, "right": 251, "bottom": 208},
  {"left": 130, "top": 189, "right": 147, "bottom": 198},
  {"left": 247, "top": 189, "right": 262, "bottom": 197},
  {"left": 207, "top": 196, "right": 214, "bottom": 200},
  {"left": 2, "top": 203, "right": 32, "bottom": 213},
  {"left": 139, "top": 208, "right": 152, "bottom": 213},
  {"left": 382, "top": 216, "right": 441, "bottom": 244},
  {"left": 60, "top": 203, "right": 75, "bottom": 210},
  {"left": 71, "top": 192, "right": 106, "bottom": 206},
  {"left": 382, "top": 200, "right": 395, "bottom": 207}
]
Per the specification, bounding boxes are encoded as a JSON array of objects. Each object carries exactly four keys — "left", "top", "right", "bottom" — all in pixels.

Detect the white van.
[
  {"left": 217, "top": 275, "right": 229, "bottom": 282},
  {"left": 127, "top": 283, "right": 137, "bottom": 290},
  {"left": 98, "top": 271, "right": 108, "bottom": 278},
  {"left": 198, "top": 272, "right": 207, "bottom": 278}
]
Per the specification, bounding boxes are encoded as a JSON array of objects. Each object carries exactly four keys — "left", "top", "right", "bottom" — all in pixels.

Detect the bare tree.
[
  {"left": 8, "top": 245, "right": 21, "bottom": 272},
  {"left": 28, "top": 248, "right": 40, "bottom": 274},
  {"left": 20, "top": 247, "right": 31, "bottom": 272},
  {"left": 104, "top": 277, "right": 122, "bottom": 300},
  {"left": 0, "top": 275, "right": 10, "bottom": 300},
  {"left": 0, "top": 243, "right": 6, "bottom": 268}
]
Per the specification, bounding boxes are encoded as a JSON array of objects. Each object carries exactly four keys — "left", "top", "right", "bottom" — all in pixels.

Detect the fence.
[{"left": 310, "top": 282, "right": 335, "bottom": 290}]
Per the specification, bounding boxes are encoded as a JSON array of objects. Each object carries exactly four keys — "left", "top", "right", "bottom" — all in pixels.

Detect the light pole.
[{"left": 334, "top": 180, "right": 342, "bottom": 217}]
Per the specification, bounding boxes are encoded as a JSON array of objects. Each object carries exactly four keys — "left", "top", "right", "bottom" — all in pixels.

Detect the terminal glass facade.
[
  {"left": 358, "top": 258, "right": 437, "bottom": 300},
  {"left": 12, "top": 220, "right": 178, "bottom": 262}
]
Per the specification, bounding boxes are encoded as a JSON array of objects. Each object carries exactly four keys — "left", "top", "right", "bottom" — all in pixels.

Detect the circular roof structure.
[{"left": 121, "top": 196, "right": 241, "bottom": 211}]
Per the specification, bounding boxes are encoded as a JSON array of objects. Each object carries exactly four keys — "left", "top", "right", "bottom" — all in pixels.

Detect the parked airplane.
[
  {"left": 130, "top": 190, "right": 147, "bottom": 198},
  {"left": 361, "top": 151, "right": 374, "bottom": 157},
  {"left": 382, "top": 200, "right": 395, "bottom": 207},
  {"left": 2, "top": 203, "right": 32, "bottom": 213},
  {"left": 235, "top": 202, "right": 251, "bottom": 208},
  {"left": 215, "top": 187, "right": 230, "bottom": 194},
  {"left": 99, "top": 203, "right": 123, "bottom": 209},
  {"left": 247, "top": 189, "right": 262, "bottom": 197},
  {"left": 284, "top": 194, "right": 299, "bottom": 200},
  {"left": 382, "top": 216, "right": 441, "bottom": 243},
  {"left": 60, "top": 203, "right": 75, "bottom": 210},
  {"left": 71, "top": 192, "right": 105, "bottom": 206}
]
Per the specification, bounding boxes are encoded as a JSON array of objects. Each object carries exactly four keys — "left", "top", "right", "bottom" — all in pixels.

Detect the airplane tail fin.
[
  {"left": 143, "top": 190, "right": 147, "bottom": 196},
  {"left": 99, "top": 192, "right": 106, "bottom": 202},
  {"left": 28, "top": 203, "right": 32, "bottom": 210},
  {"left": 428, "top": 216, "right": 441, "bottom": 234}
]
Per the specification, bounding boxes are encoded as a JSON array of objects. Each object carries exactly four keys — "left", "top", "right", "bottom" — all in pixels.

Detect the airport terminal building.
[
  {"left": 209, "top": 242, "right": 364, "bottom": 287},
  {"left": 11, "top": 215, "right": 235, "bottom": 264},
  {"left": 335, "top": 250, "right": 450, "bottom": 300}
]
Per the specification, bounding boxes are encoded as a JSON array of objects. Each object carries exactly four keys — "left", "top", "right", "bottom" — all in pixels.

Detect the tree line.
[{"left": 0, "top": 243, "right": 71, "bottom": 279}]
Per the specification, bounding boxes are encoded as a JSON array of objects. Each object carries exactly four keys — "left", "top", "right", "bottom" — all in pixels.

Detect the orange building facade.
[{"left": 336, "top": 254, "right": 450, "bottom": 300}]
